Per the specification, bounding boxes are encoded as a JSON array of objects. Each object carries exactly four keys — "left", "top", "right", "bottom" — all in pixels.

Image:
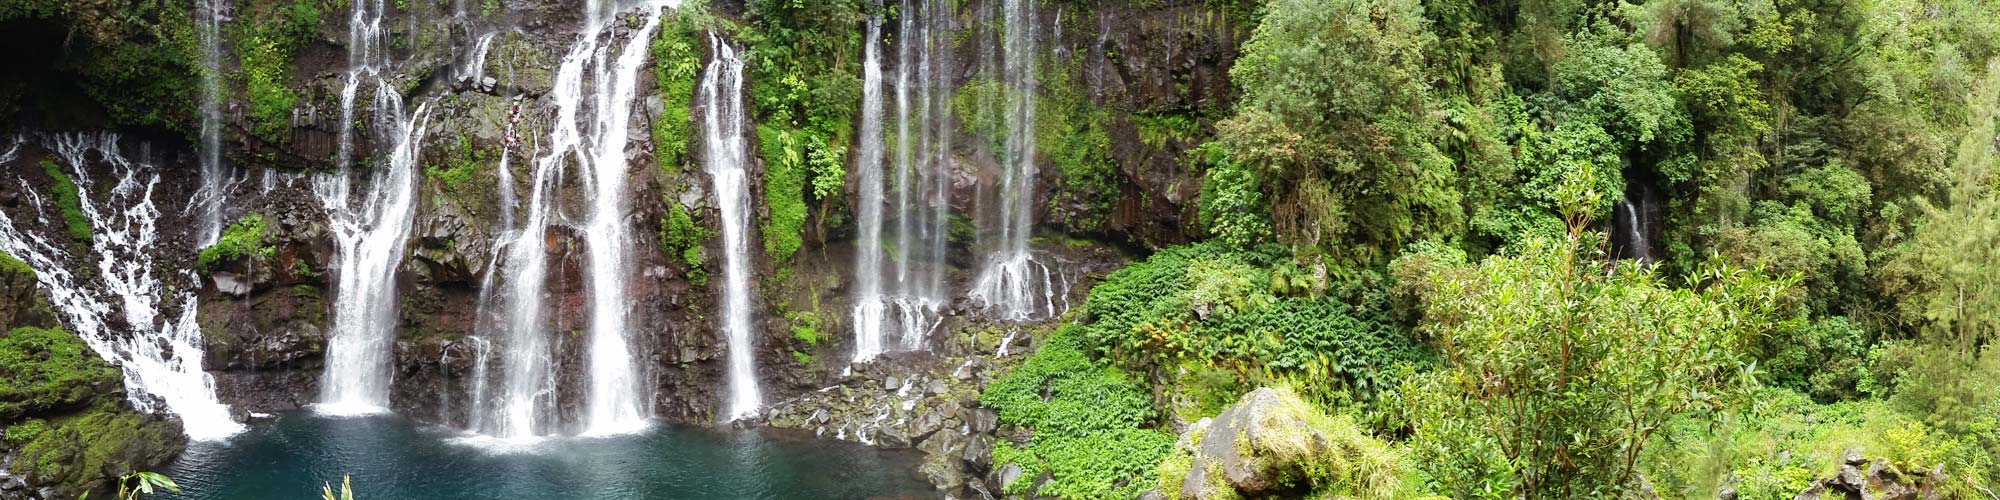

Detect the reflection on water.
[{"left": 163, "top": 412, "right": 931, "bottom": 500}]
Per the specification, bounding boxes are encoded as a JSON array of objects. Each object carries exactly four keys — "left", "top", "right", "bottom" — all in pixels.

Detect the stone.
[
  {"left": 968, "top": 408, "right": 998, "bottom": 433},
  {"left": 1794, "top": 483, "right": 1824, "bottom": 500},
  {"left": 212, "top": 271, "right": 253, "bottom": 297},
  {"left": 1717, "top": 485, "right": 1737, "bottom": 500},
  {"left": 911, "top": 409, "right": 946, "bottom": 439},
  {"left": 961, "top": 435, "right": 992, "bottom": 468},
  {"left": 994, "top": 463, "right": 1023, "bottom": 491},
  {"left": 1842, "top": 446, "right": 1867, "bottom": 466},
  {"left": 1832, "top": 464, "right": 1865, "bottom": 491}
]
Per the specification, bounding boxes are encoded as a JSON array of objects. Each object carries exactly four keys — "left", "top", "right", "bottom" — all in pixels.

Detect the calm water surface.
[{"left": 162, "top": 412, "right": 932, "bottom": 500}]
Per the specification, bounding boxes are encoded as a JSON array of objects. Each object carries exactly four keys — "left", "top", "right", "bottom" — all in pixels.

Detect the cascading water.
[
  {"left": 0, "top": 133, "right": 244, "bottom": 441},
  {"left": 968, "top": 0, "right": 1061, "bottom": 321},
  {"left": 315, "top": 0, "right": 432, "bottom": 414},
  {"left": 465, "top": 0, "right": 669, "bottom": 438},
  {"left": 852, "top": 0, "right": 956, "bottom": 361},
  {"left": 577, "top": 0, "right": 664, "bottom": 435},
  {"left": 314, "top": 101, "right": 432, "bottom": 414},
  {"left": 192, "top": 0, "right": 231, "bottom": 247},
  {"left": 702, "top": 31, "right": 761, "bottom": 420}
]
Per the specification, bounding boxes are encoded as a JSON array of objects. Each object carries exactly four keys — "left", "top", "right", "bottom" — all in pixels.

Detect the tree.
[
  {"left": 1215, "top": 0, "right": 1460, "bottom": 264},
  {"left": 1400, "top": 166, "right": 1797, "bottom": 498}
]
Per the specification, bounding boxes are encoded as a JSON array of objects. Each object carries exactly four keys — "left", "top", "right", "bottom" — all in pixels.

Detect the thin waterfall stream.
[
  {"left": 702, "top": 31, "right": 761, "bottom": 420},
  {"left": 852, "top": 0, "right": 956, "bottom": 362}
]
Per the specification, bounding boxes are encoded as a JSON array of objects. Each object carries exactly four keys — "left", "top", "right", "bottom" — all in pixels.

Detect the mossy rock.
[
  {"left": 1161, "top": 387, "right": 1422, "bottom": 500},
  {"left": 0, "top": 327, "right": 123, "bottom": 422},
  {"left": 7, "top": 405, "right": 187, "bottom": 499}
]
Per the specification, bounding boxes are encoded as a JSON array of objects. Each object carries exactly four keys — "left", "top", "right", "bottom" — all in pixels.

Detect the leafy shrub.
[
  {"left": 40, "top": 160, "right": 91, "bottom": 244},
  {"left": 651, "top": 11, "right": 701, "bottom": 175},
  {"left": 196, "top": 213, "right": 269, "bottom": 271},
  {"left": 1195, "top": 145, "right": 1273, "bottom": 250},
  {"left": 756, "top": 125, "right": 810, "bottom": 263},
  {"left": 980, "top": 326, "right": 1172, "bottom": 499},
  {"left": 1400, "top": 233, "right": 1796, "bottom": 498}
]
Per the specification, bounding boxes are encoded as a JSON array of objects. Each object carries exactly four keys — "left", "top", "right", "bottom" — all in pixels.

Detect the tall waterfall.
[
  {"left": 465, "top": 1, "right": 669, "bottom": 438},
  {"left": 577, "top": 0, "right": 664, "bottom": 436},
  {"left": 192, "top": 0, "right": 231, "bottom": 247},
  {"left": 852, "top": 0, "right": 955, "bottom": 361},
  {"left": 702, "top": 31, "right": 761, "bottom": 420},
  {"left": 969, "top": 0, "right": 1059, "bottom": 321},
  {"left": 315, "top": 0, "right": 432, "bottom": 415},
  {"left": 0, "top": 134, "right": 245, "bottom": 441}
]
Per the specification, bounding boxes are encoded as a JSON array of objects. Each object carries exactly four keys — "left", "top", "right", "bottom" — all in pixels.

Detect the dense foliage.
[
  {"left": 1010, "top": 0, "right": 2000, "bottom": 498},
  {"left": 980, "top": 326, "right": 1174, "bottom": 500},
  {"left": 196, "top": 213, "right": 270, "bottom": 272}
]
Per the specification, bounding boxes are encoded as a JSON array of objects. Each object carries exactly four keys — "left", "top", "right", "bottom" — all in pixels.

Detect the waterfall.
[
  {"left": 1615, "top": 193, "right": 1652, "bottom": 264},
  {"left": 968, "top": 0, "right": 1060, "bottom": 321},
  {"left": 852, "top": 0, "right": 956, "bottom": 361},
  {"left": 0, "top": 133, "right": 245, "bottom": 441},
  {"left": 193, "top": 0, "right": 231, "bottom": 248},
  {"left": 702, "top": 31, "right": 761, "bottom": 420},
  {"left": 314, "top": 0, "right": 430, "bottom": 414},
  {"left": 851, "top": 13, "right": 889, "bottom": 361},
  {"left": 465, "top": 1, "right": 669, "bottom": 438},
  {"left": 314, "top": 100, "right": 433, "bottom": 415},
  {"left": 578, "top": 0, "right": 664, "bottom": 436}
]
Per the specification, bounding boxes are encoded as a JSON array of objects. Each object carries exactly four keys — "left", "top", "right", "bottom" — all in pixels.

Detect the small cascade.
[
  {"left": 0, "top": 133, "right": 244, "bottom": 441},
  {"left": 192, "top": 0, "right": 232, "bottom": 247},
  {"left": 852, "top": 0, "right": 956, "bottom": 361},
  {"left": 465, "top": 1, "right": 669, "bottom": 438},
  {"left": 969, "top": 0, "right": 1061, "bottom": 321},
  {"left": 1612, "top": 184, "right": 1656, "bottom": 264},
  {"left": 315, "top": 0, "right": 431, "bottom": 414},
  {"left": 702, "top": 31, "right": 761, "bottom": 420}
]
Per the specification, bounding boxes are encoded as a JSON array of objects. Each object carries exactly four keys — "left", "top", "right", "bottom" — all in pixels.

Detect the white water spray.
[
  {"left": 968, "top": 0, "right": 1061, "bottom": 321},
  {"left": 852, "top": 0, "right": 956, "bottom": 361},
  {"left": 0, "top": 133, "right": 244, "bottom": 441},
  {"left": 703, "top": 31, "right": 761, "bottom": 420}
]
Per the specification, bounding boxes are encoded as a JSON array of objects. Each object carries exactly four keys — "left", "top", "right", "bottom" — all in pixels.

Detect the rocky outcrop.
[
  {"left": 1156, "top": 387, "right": 1409, "bottom": 500},
  {"left": 0, "top": 253, "right": 186, "bottom": 500},
  {"left": 1785, "top": 448, "right": 1948, "bottom": 500}
]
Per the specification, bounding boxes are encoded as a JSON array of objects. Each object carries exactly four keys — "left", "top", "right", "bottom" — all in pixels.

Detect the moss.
[
  {"left": 196, "top": 213, "right": 269, "bottom": 271},
  {"left": 425, "top": 133, "right": 491, "bottom": 194},
  {"left": 756, "top": 125, "right": 811, "bottom": 263},
  {"left": 650, "top": 11, "right": 701, "bottom": 176},
  {"left": 0, "top": 327, "right": 122, "bottom": 422},
  {"left": 12, "top": 405, "right": 184, "bottom": 498},
  {"left": 0, "top": 250, "right": 30, "bottom": 277},
  {"left": 39, "top": 160, "right": 92, "bottom": 244}
]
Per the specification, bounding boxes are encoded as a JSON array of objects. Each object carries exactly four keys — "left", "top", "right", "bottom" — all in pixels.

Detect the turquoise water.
[{"left": 162, "top": 412, "right": 932, "bottom": 500}]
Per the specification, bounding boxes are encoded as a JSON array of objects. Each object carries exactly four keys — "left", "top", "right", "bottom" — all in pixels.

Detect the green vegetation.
[
  {"left": 0, "top": 327, "right": 121, "bottom": 421},
  {"left": 40, "top": 160, "right": 92, "bottom": 244},
  {"left": 0, "top": 250, "right": 28, "bottom": 276},
  {"left": 196, "top": 213, "right": 270, "bottom": 271},
  {"left": 741, "top": 0, "right": 864, "bottom": 265},
  {"left": 651, "top": 8, "right": 702, "bottom": 176},
  {"left": 994, "top": 0, "right": 2000, "bottom": 498},
  {"left": 424, "top": 134, "right": 490, "bottom": 194},
  {"left": 237, "top": 0, "right": 320, "bottom": 143},
  {"left": 980, "top": 326, "right": 1174, "bottom": 500},
  {"left": 659, "top": 200, "right": 714, "bottom": 285},
  {"left": 10, "top": 408, "right": 182, "bottom": 499}
]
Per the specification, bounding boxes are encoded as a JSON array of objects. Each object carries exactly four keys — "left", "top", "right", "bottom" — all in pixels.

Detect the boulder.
[{"left": 1162, "top": 388, "right": 1403, "bottom": 500}]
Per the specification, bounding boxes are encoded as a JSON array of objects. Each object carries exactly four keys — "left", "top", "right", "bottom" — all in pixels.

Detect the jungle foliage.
[{"left": 1003, "top": 0, "right": 2000, "bottom": 498}]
